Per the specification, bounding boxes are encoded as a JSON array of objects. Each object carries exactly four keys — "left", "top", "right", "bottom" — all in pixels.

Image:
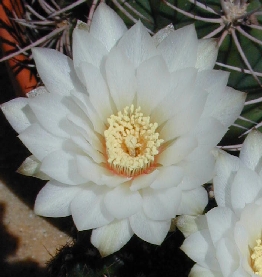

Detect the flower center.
[
  {"left": 104, "top": 105, "right": 164, "bottom": 177},
  {"left": 223, "top": 0, "right": 248, "bottom": 24},
  {"left": 251, "top": 239, "right": 262, "bottom": 276}
]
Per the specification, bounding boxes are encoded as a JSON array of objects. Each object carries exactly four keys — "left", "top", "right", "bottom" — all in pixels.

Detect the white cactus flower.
[
  {"left": 180, "top": 130, "right": 262, "bottom": 277},
  {"left": 1, "top": 3, "right": 245, "bottom": 256}
]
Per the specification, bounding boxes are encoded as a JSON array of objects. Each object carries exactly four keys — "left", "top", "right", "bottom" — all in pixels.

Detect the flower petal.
[
  {"left": 196, "top": 70, "right": 229, "bottom": 92},
  {"left": 73, "top": 25, "right": 108, "bottom": 69},
  {"left": 240, "top": 130, "right": 262, "bottom": 173},
  {"left": 157, "top": 24, "right": 198, "bottom": 72},
  {"left": 216, "top": 237, "right": 239, "bottom": 277},
  {"left": 150, "top": 165, "right": 184, "bottom": 189},
  {"left": 71, "top": 185, "right": 114, "bottom": 230},
  {"left": 32, "top": 48, "right": 83, "bottom": 96},
  {"left": 105, "top": 47, "right": 136, "bottom": 111},
  {"left": 129, "top": 211, "right": 170, "bottom": 245},
  {"left": 136, "top": 55, "right": 171, "bottom": 115},
  {"left": 130, "top": 170, "right": 159, "bottom": 191},
  {"left": 230, "top": 165, "right": 262, "bottom": 215},
  {"left": 190, "top": 117, "right": 227, "bottom": 151},
  {"left": 142, "top": 186, "right": 181, "bottom": 220},
  {"left": 160, "top": 88, "right": 207, "bottom": 140},
  {"left": 195, "top": 39, "right": 218, "bottom": 71},
  {"left": 34, "top": 180, "right": 81, "bottom": 217},
  {"left": 206, "top": 207, "right": 236, "bottom": 246},
  {"left": 178, "top": 186, "right": 208, "bottom": 215},
  {"left": 104, "top": 183, "right": 142, "bottom": 219},
  {"left": 91, "top": 219, "right": 133, "bottom": 256},
  {"left": 117, "top": 21, "right": 158, "bottom": 68},
  {"left": 29, "top": 92, "right": 81, "bottom": 138},
  {"left": 70, "top": 89, "right": 105, "bottom": 135},
  {"left": 158, "top": 136, "right": 198, "bottom": 166},
  {"left": 176, "top": 215, "right": 208, "bottom": 238},
  {"left": 202, "top": 86, "right": 246, "bottom": 128},
  {"left": 151, "top": 67, "right": 197, "bottom": 125},
  {"left": 182, "top": 151, "right": 215, "bottom": 190},
  {"left": 189, "top": 264, "right": 222, "bottom": 277},
  {"left": 1, "top": 97, "right": 35, "bottom": 133},
  {"left": 80, "top": 62, "right": 113, "bottom": 120},
  {"left": 213, "top": 149, "right": 240, "bottom": 208},
  {"left": 181, "top": 229, "right": 220, "bottom": 271},
  {"left": 17, "top": 155, "right": 49, "bottom": 180},
  {"left": 40, "top": 150, "right": 86, "bottom": 185},
  {"left": 18, "top": 123, "right": 63, "bottom": 161},
  {"left": 90, "top": 3, "right": 127, "bottom": 51}
]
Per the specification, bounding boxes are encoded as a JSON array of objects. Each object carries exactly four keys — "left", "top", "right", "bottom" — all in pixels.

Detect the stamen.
[
  {"left": 104, "top": 105, "right": 164, "bottom": 177},
  {"left": 251, "top": 239, "right": 262, "bottom": 276}
]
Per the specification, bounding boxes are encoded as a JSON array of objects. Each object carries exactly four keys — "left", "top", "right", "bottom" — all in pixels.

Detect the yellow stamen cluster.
[
  {"left": 251, "top": 239, "right": 262, "bottom": 276},
  {"left": 104, "top": 105, "right": 164, "bottom": 177}
]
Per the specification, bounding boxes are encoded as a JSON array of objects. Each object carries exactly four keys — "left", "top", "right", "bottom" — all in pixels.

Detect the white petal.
[
  {"left": 32, "top": 48, "right": 83, "bottom": 96},
  {"left": 90, "top": 3, "right": 127, "bottom": 51},
  {"left": 157, "top": 24, "right": 198, "bottom": 72},
  {"left": 160, "top": 88, "right": 207, "bottom": 140},
  {"left": 176, "top": 215, "right": 208, "bottom": 238},
  {"left": 182, "top": 152, "right": 215, "bottom": 190},
  {"left": 181, "top": 229, "right": 220, "bottom": 271},
  {"left": 213, "top": 149, "right": 240, "bottom": 208},
  {"left": 34, "top": 180, "right": 81, "bottom": 217},
  {"left": 91, "top": 219, "right": 133, "bottom": 256},
  {"left": 178, "top": 186, "right": 208, "bottom": 215},
  {"left": 195, "top": 39, "right": 218, "bottom": 71},
  {"left": 142, "top": 186, "right": 181, "bottom": 220},
  {"left": 231, "top": 165, "right": 262, "bottom": 215},
  {"left": 29, "top": 92, "right": 80, "bottom": 138},
  {"left": 216, "top": 238, "right": 239, "bottom": 277},
  {"left": 104, "top": 183, "right": 142, "bottom": 219},
  {"left": 158, "top": 136, "right": 198, "bottom": 166},
  {"left": 71, "top": 135, "right": 105, "bottom": 164},
  {"left": 151, "top": 67, "right": 197, "bottom": 125},
  {"left": 191, "top": 117, "right": 227, "bottom": 151},
  {"left": 18, "top": 123, "right": 63, "bottom": 161},
  {"left": 17, "top": 155, "right": 49, "bottom": 180},
  {"left": 233, "top": 222, "right": 250, "bottom": 257},
  {"left": 68, "top": 91, "right": 105, "bottom": 135},
  {"left": 153, "top": 24, "right": 174, "bottom": 46},
  {"left": 77, "top": 155, "right": 129, "bottom": 186},
  {"left": 71, "top": 185, "right": 114, "bottom": 230},
  {"left": 189, "top": 264, "right": 222, "bottom": 277},
  {"left": 80, "top": 62, "right": 113, "bottom": 120},
  {"left": 101, "top": 174, "right": 131, "bottom": 188},
  {"left": 206, "top": 207, "right": 236, "bottom": 246},
  {"left": 240, "top": 130, "right": 262, "bottom": 172},
  {"left": 117, "top": 21, "right": 158, "bottom": 68},
  {"left": 202, "top": 86, "right": 246, "bottom": 128},
  {"left": 150, "top": 165, "right": 184, "bottom": 189},
  {"left": 105, "top": 47, "right": 136, "bottom": 111},
  {"left": 26, "top": 86, "right": 48, "bottom": 98},
  {"left": 136, "top": 55, "right": 171, "bottom": 115},
  {"left": 130, "top": 170, "right": 159, "bottom": 191},
  {"left": 1, "top": 97, "right": 35, "bottom": 133},
  {"left": 41, "top": 150, "right": 86, "bottom": 185},
  {"left": 237, "top": 202, "right": 262, "bottom": 248},
  {"left": 73, "top": 27, "right": 108, "bottom": 69},
  {"left": 196, "top": 69, "right": 229, "bottom": 92},
  {"left": 129, "top": 211, "right": 170, "bottom": 245}
]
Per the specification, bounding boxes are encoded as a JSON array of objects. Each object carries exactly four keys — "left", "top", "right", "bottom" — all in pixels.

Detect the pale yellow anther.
[
  {"left": 251, "top": 239, "right": 262, "bottom": 276},
  {"left": 104, "top": 105, "right": 164, "bottom": 177}
]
